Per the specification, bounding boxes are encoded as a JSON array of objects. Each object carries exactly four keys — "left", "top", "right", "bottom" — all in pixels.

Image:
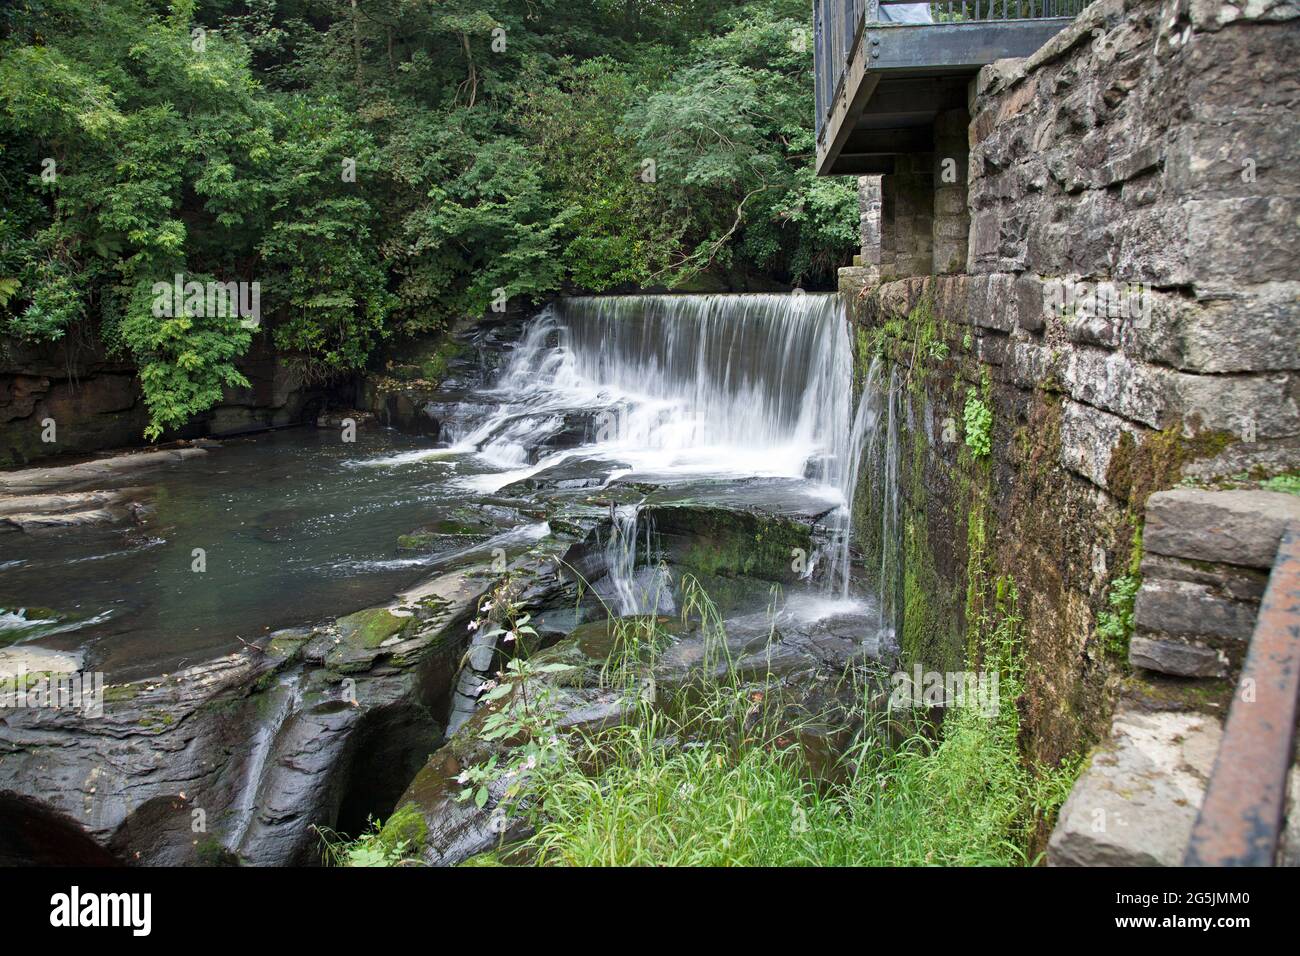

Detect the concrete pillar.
[{"left": 932, "top": 108, "right": 970, "bottom": 275}]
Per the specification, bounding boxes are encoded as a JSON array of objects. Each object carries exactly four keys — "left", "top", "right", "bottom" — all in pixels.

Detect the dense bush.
[{"left": 0, "top": 0, "right": 857, "bottom": 437}]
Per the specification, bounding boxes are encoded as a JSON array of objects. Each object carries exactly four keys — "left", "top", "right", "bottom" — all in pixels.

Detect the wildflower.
[
  {"left": 476, "top": 680, "right": 498, "bottom": 696},
  {"left": 523, "top": 754, "right": 537, "bottom": 771},
  {"left": 468, "top": 618, "right": 481, "bottom": 632},
  {"left": 502, "top": 630, "right": 517, "bottom": 644},
  {"left": 454, "top": 771, "right": 471, "bottom": 785}
]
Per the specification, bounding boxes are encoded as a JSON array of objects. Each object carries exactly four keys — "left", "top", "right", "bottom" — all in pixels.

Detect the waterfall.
[
  {"left": 598, "top": 503, "right": 674, "bottom": 616},
  {"left": 449, "top": 293, "right": 879, "bottom": 608},
  {"left": 846, "top": 358, "right": 903, "bottom": 636}
]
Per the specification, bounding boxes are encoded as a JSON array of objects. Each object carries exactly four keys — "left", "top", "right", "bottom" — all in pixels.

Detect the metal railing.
[
  {"left": 814, "top": 0, "right": 868, "bottom": 143},
  {"left": 875, "top": 0, "right": 1086, "bottom": 20},
  {"left": 814, "top": 0, "right": 1085, "bottom": 141},
  {"left": 1185, "top": 525, "right": 1300, "bottom": 866}
]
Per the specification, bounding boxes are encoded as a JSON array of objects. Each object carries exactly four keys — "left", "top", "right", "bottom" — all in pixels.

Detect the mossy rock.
[
  {"left": 377, "top": 802, "right": 429, "bottom": 854},
  {"left": 336, "top": 608, "right": 411, "bottom": 650},
  {"left": 102, "top": 683, "right": 144, "bottom": 703},
  {"left": 650, "top": 505, "right": 814, "bottom": 584}
]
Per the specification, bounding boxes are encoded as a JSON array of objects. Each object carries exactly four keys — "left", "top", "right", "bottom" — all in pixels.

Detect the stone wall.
[
  {"left": 842, "top": 0, "right": 1300, "bottom": 770},
  {"left": 880, "top": 154, "right": 935, "bottom": 280}
]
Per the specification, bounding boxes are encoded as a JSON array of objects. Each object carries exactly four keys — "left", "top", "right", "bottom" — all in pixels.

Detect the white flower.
[
  {"left": 468, "top": 619, "right": 481, "bottom": 631},
  {"left": 480, "top": 601, "right": 494, "bottom": 613},
  {"left": 455, "top": 771, "right": 471, "bottom": 785},
  {"left": 503, "top": 630, "right": 517, "bottom": 644},
  {"left": 523, "top": 755, "right": 537, "bottom": 771}
]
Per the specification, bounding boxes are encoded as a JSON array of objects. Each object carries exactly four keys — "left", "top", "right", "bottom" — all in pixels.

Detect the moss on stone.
[
  {"left": 336, "top": 607, "right": 410, "bottom": 649},
  {"left": 377, "top": 802, "right": 428, "bottom": 854},
  {"left": 1106, "top": 423, "right": 1235, "bottom": 511}
]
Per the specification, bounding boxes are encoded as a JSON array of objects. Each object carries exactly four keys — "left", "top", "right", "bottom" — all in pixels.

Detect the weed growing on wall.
[{"left": 962, "top": 390, "right": 993, "bottom": 459}]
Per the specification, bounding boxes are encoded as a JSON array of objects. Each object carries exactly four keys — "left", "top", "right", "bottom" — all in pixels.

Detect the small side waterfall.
[{"left": 599, "top": 504, "right": 674, "bottom": 616}]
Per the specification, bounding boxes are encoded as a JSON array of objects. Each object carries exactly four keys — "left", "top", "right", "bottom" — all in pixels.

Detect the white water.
[
  {"left": 468, "top": 295, "right": 856, "bottom": 485},
  {"left": 425, "top": 294, "right": 873, "bottom": 608}
]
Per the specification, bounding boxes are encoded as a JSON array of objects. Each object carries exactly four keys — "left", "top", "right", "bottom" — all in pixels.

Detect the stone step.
[{"left": 1048, "top": 705, "right": 1222, "bottom": 866}]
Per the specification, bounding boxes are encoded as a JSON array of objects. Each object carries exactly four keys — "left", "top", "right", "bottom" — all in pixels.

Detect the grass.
[
  {"left": 318, "top": 577, "right": 1078, "bottom": 867},
  {"left": 516, "top": 579, "right": 1074, "bottom": 866},
  {"left": 522, "top": 697, "right": 1048, "bottom": 866},
  {"left": 1262, "top": 472, "right": 1300, "bottom": 496}
]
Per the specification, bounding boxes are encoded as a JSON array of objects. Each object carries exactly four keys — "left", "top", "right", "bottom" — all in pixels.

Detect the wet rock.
[
  {"left": 1144, "top": 489, "right": 1300, "bottom": 569},
  {"left": 649, "top": 504, "right": 816, "bottom": 585},
  {"left": 1, "top": 508, "right": 129, "bottom": 532},
  {"left": 316, "top": 409, "right": 375, "bottom": 429},
  {"left": 1048, "top": 705, "right": 1222, "bottom": 866},
  {"left": 397, "top": 505, "right": 519, "bottom": 553},
  {"left": 0, "top": 447, "right": 209, "bottom": 494},
  {"left": 500, "top": 457, "right": 632, "bottom": 494},
  {"left": 398, "top": 601, "right": 885, "bottom": 866},
  {"left": 0, "top": 557, "right": 504, "bottom": 865},
  {"left": 0, "top": 488, "right": 144, "bottom": 519}
]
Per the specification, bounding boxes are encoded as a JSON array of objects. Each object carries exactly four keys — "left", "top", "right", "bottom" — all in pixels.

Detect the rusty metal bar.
[{"left": 1185, "top": 525, "right": 1300, "bottom": 866}]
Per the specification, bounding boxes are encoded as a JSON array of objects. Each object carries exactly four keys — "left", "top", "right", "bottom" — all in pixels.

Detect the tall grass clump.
[{"left": 520, "top": 578, "right": 1076, "bottom": 866}]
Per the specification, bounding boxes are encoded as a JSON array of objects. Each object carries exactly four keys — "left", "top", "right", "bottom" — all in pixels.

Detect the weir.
[
  {"left": 449, "top": 293, "right": 885, "bottom": 611},
  {"left": 0, "top": 291, "right": 899, "bottom": 865}
]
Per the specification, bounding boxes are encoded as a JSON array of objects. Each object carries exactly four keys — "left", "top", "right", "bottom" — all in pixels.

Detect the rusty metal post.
[{"left": 1185, "top": 525, "right": 1300, "bottom": 865}]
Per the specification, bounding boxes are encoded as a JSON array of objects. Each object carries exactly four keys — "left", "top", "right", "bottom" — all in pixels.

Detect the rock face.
[
  {"left": 0, "top": 558, "right": 509, "bottom": 865},
  {"left": 0, "top": 335, "right": 337, "bottom": 467},
  {"left": 1048, "top": 705, "right": 1223, "bottom": 866}
]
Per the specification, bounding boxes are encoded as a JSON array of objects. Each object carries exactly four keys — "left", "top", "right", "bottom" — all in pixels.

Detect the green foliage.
[
  {"left": 1262, "top": 472, "right": 1300, "bottom": 496},
  {"left": 1097, "top": 526, "right": 1144, "bottom": 658},
  {"left": 313, "top": 804, "right": 427, "bottom": 868},
  {"left": 963, "top": 390, "right": 993, "bottom": 459},
  {"left": 2, "top": 0, "right": 855, "bottom": 438},
  {"left": 1097, "top": 574, "right": 1140, "bottom": 657},
  {"left": 511, "top": 579, "right": 1077, "bottom": 866}
]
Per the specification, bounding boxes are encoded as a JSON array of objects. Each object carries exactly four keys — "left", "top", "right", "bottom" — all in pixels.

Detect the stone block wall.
[
  {"left": 842, "top": 0, "right": 1300, "bottom": 768},
  {"left": 858, "top": 175, "right": 882, "bottom": 278},
  {"left": 932, "top": 108, "right": 970, "bottom": 274},
  {"left": 880, "top": 153, "right": 935, "bottom": 279}
]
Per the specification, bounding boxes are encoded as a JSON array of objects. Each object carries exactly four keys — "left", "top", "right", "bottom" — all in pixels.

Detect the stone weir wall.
[{"left": 839, "top": 0, "right": 1299, "bottom": 833}]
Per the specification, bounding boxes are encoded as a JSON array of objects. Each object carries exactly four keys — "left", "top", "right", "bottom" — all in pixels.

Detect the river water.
[{"left": 1, "top": 293, "right": 879, "bottom": 682}]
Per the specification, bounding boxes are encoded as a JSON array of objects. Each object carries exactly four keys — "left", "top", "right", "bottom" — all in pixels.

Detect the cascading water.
[
  {"left": 852, "top": 359, "right": 903, "bottom": 634},
  {"left": 440, "top": 294, "right": 878, "bottom": 610}
]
